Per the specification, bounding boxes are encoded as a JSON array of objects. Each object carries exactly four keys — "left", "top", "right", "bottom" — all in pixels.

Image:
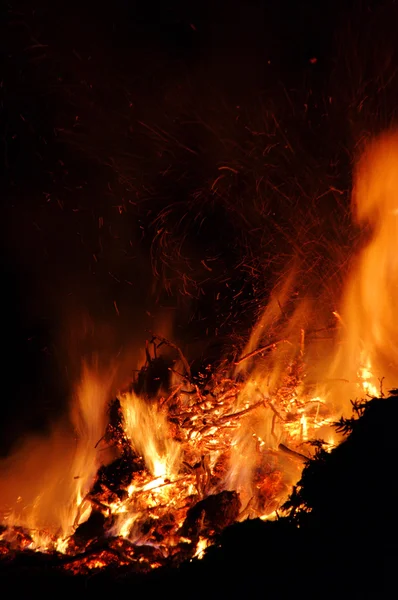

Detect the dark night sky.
[{"left": 2, "top": 0, "right": 398, "bottom": 452}]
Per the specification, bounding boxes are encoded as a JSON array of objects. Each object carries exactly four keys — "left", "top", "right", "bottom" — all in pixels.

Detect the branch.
[
  {"left": 149, "top": 331, "right": 192, "bottom": 380},
  {"left": 235, "top": 339, "right": 293, "bottom": 366}
]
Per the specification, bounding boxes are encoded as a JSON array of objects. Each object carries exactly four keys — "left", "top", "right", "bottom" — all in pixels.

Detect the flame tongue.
[
  {"left": 327, "top": 133, "right": 398, "bottom": 402},
  {"left": 119, "top": 392, "right": 181, "bottom": 480},
  {"left": 0, "top": 364, "right": 112, "bottom": 549}
]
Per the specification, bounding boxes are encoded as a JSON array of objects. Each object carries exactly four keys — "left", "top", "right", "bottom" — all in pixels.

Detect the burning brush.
[
  {"left": 1, "top": 131, "right": 398, "bottom": 576},
  {"left": 0, "top": 329, "right": 339, "bottom": 574}
]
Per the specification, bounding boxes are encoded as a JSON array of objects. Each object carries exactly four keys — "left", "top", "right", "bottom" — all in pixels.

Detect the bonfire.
[{"left": 1, "top": 131, "right": 397, "bottom": 577}]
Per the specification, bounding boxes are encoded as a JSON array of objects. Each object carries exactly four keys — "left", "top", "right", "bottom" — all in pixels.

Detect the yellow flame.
[
  {"left": 119, "top": 391, "right": 181, "bottom": 479},
  {"left": 0, "top": 363, "right": 113, "bottom": 544},
  {"left": 194, "top": 536, "right": 210, "bottom": 559},
  {"left": 328, "top": 132, "right": 398, "bottom": 402}
]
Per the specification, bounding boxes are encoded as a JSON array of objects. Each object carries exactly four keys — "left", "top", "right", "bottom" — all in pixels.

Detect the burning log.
[{"left": 278, "top": 443, "right": 309, "bottom": 462}]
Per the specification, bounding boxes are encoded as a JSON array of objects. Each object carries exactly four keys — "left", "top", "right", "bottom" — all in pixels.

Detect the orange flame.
[
  {"left": 120, "top": 391, "right": 181, "bottom": 479},
  {"left": 328, "top": 131, "right": 398, "bottom": 404},
  {"left": 0, "top": 363, "right": 113, "bottom": 549}
]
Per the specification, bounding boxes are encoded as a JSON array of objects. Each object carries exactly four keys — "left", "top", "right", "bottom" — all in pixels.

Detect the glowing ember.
[{"left": 1, "top": 132, "right": 398, "bottom": 573}]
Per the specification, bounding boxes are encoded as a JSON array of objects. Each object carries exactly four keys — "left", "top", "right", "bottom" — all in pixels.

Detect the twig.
[
  {"left": 264, "top": 399, "right": 285, "bottom": 422},
  {"left": 168, "top": 367, "right": 189, "bottom": 380},
  {"left": 305, "top": 324, "right": 338, "bottom": 335},
  {"left": 191, "top": 400, "right": 266, "bottom": 438},
  {"left": 149, "top": 331, "right": 192, "bottom": 380},
  {"left": 94, "top": 434, "right": 106, "bottom": 449},
  {"left": 300, "top": 328, "right": 305, "bottom": 358},
  {"left": 277, "top": 299, "right": 287, "bottom": 320},
  {"left": 215, "top": 400, "right": 266, "bottom": 425},
  {"left": 133, "top": 476, "right": 187, "bottom": 497},
  {"left": 160, "top": 383, "right": 183, "bottom": 406},
  {"left": 194, "top": 384, "right": 205, "bottom": 403},
  {"left": 235, "top": 340, "right": 293, "bottom": 366}
]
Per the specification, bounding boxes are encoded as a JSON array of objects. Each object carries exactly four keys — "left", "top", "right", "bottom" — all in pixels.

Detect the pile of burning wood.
[{"left": 0, "top": 332, "right": 336, "bottom": 575}]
